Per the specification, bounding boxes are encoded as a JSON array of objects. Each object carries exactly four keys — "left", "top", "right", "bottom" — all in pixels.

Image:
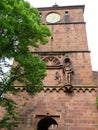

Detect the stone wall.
[{"left": 9, "top": 88, "right": 98, "bottom": 130}]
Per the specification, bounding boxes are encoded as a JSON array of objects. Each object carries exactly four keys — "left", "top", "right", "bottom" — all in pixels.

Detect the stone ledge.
[
  {"left": 14, "top": 85, "right": 97, "bottom": 93},
  {"left": 43, "top": 87, "right": 97, "bottom": 93}
]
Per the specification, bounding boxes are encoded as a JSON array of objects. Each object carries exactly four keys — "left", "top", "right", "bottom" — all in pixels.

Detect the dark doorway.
[{"left": 37, "top": 117, "right": 58, "bottom": 130}]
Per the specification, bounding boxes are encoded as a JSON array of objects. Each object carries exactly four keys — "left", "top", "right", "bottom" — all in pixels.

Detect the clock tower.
[
  {"left": 15, "top": 5, "right": 98, "bottom": 130},
  {"left": 31, "top": 5, "right": 94, "bottom": 87}
]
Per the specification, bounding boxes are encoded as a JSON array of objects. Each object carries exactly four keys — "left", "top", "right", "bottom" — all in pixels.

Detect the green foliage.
[
  {"left": 96, "top": 97, "right": 98, "bottom": 108},
  {"left": 11, "top": 53, "right": 47, "bottom": 93},
  {"left": 0, "top": 0, "right": 51, "bottom": 58},
  {"left": 0, "top": 0, "right": 51, "bottom": 129},
  {"left": 0, "top": 98, "right": 19, "bottom": 130}
]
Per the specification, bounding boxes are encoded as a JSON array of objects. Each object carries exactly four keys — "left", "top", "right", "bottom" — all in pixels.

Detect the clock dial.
[{"left": 46, "top": 13, "right": 60, "bottom": 23}]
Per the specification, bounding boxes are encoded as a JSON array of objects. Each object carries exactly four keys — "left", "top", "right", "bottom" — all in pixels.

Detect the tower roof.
[{"left": 38, "top": 5, "right": 85, "bottom": 12}]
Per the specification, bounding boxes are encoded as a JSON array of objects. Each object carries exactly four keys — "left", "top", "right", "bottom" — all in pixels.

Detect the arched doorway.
[{"left": 37, "top": 117, "right": 58, "bottom": 130}]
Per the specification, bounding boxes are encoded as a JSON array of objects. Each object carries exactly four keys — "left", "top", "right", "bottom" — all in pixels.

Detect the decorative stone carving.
[
  {"left": 42, "top": 56, "right": 61, "bottom": 66},
  {"left": 64, "top": 84, "right": 73, "bottom": 92},
  {"left": 55, "top": 71, "right": 62, "bottom": 84},
  {"left": 63, "top": 56, "right": 74, "bottom": 84}
]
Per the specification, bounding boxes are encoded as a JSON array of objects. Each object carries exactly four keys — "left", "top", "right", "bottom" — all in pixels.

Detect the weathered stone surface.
[{"left": 1, "top": 5, "right": 98, "bottom": 130}]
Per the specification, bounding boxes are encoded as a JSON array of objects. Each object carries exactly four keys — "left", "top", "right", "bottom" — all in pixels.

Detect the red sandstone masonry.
[
  {"left": 4, "top": 90, "right": 98, "bottom": 130},
  {"left": 0, "top": 5, "right": 98, "bottom": 130}
]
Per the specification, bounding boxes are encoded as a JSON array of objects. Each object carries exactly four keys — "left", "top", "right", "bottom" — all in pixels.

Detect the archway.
[{"left": 37, "top": 117, "right": 58, "bottom": 130}]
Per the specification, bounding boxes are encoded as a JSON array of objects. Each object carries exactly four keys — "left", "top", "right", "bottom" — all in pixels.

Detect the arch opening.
[{"left": 37, "top": 117, "right": 58, "bottom": 130}]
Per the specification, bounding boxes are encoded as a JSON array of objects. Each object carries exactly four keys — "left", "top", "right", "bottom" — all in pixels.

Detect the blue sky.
[{"left": 26, "top": 0, "right": 98, "bottom": 71}]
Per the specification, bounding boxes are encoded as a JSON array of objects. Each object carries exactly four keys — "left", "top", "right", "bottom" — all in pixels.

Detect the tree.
[{"left": 0, "top": 0, "right": 51, "bottom": 129}]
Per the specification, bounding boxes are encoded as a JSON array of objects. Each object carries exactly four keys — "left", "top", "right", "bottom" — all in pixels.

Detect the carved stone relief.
[
  {"left": 55, "top": 71, "right": 62, "bottom": 84},
  {"left": 42, "top": 56, "right": 74, "bottom": 86},
  {"left": 42, "top": 56, "right": 61, "bottom": 66}
]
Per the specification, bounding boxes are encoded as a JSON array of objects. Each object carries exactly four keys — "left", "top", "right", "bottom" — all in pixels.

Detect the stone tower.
[
  {"left": 35, "top": 5, "right": 94, "bottom": 87},
  {"left": 15, "top": 5, "right": 98, "bottom": 130}
]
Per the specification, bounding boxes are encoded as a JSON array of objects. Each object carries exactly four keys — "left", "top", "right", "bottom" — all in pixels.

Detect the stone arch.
[
  {"left": 42, "top": 56, "right": 61, "bottom": 66},
  {"left": 37, "top": 117, "right": 58, "bottom": 130}
]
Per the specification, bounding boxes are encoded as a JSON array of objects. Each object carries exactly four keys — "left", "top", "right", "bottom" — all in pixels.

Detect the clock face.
[{"left": 46, "top": 13, "right": 60, "bottom": 23}]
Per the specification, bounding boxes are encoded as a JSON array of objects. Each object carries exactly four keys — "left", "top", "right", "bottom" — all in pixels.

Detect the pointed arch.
[{"left": 42, "top": 56, "right": 61, "bottom": 66}]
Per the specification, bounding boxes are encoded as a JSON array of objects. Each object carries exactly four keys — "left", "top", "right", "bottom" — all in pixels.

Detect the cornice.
[
  {"left": 31, "top": 51, "right": 90, "bottom": 54},
  {"left": 45, "top": 22, "right": 86, "bottom": 25},
  {"left": 15, "top": 85, "right": 97, "bottom": 93},
  {"left": 43, "top": 86, "right": 97, "bottom": 93},
  {"left": 38, "top": 5, "right": 85, "bottom": 12}
]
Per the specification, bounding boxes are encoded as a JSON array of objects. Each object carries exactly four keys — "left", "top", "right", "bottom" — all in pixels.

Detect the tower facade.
[
  {"left": 34, "top": 5, "right": 94, "bottom": 87},
  {"left": 14, "top": 5, "right": 98, "bottom": 130}
]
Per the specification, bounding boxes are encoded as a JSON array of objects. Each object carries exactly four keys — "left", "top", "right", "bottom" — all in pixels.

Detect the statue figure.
[
  {"left": 55, "top": 71, "right": 61, "bottom": 84},
  {"left": 63, "top": 57, "right": 73, "bottom": 83}
]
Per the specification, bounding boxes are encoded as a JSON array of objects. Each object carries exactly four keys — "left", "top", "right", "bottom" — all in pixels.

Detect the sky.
[{"left": 26, "top": 0, "right": 98, "bottom": 71}]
